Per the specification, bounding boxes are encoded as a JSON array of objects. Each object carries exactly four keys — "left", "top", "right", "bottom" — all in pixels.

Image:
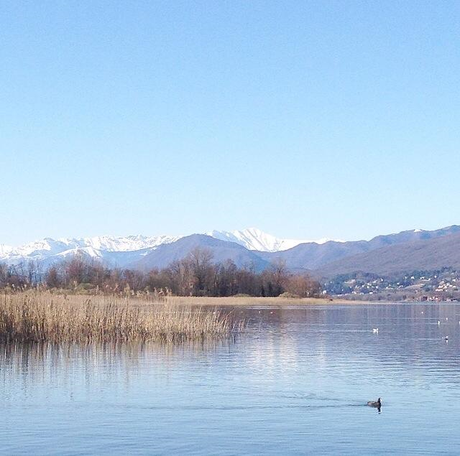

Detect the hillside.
[
  {"left": 260, "top": 225, "right": 460, "bottom": 271},
  {"left": 133, "top": 234, "right": 269, "bottom": 271},
  {"left": 317, "top": 232, "right": 460, "bottom": 278}
]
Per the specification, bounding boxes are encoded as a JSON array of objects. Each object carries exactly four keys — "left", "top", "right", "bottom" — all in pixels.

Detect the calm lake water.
[{"left": 1, "top": 303, "right": 460, "bottom": 455}]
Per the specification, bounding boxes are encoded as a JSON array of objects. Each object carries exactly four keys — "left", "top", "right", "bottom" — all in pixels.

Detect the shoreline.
[
  {"left": 161, "top": 296, "right": 460, "bottom": 306},
  {"left": 163, "top": 296, "right": 391, "bottom": 306}
]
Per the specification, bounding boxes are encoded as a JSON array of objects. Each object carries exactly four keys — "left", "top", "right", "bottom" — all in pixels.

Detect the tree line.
[{"left": 0, "top": 248, "right": 322, "bottom": 298}]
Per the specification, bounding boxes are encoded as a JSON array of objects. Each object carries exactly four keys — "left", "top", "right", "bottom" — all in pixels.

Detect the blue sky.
[{"left": 1, "top": 1, "right": 459, "bottom": 245}]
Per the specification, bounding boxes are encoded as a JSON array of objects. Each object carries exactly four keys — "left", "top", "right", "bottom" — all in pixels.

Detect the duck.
[{"left": 367, "top": 398, "right": 381, "bottom": 408}]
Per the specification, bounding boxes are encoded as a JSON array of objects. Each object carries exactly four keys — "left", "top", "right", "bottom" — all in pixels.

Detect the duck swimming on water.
[{"left": 367, "top": 398, "right": 381, "bottom": 408}]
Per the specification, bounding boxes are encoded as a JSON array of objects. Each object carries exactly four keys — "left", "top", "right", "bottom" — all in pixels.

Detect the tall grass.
[{"left": 0, "top": 292, "right": 239, "bottom": 344}]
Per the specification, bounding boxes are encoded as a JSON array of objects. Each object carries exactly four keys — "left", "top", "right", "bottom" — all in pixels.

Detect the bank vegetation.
[
  {"left": 0, "top": 292, "right": 238, "bottom": 344},
  {"left": 0, "top": 248, "right": 322, "bottom": 299}
]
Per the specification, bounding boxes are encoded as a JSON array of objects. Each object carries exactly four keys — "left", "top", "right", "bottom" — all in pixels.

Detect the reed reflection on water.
[{"left": 1, "top": 303, "right": 460, "bottom": 455}]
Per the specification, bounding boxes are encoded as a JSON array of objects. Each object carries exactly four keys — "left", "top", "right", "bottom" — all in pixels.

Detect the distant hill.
[
  {"left": 133, "top": 234, "right": 269, "bottom": 271},
  {"left": 261, "top": 225, "right": 460, "bottom": 271},
  {"left": 132, "top": 226, "right": 460, "bottom": 275},
  {"left": 317, "top": 232, "right": 460, "bottom": 278},
  {"left": 259, "top": 240, "right": 369, "bottom": 271}
]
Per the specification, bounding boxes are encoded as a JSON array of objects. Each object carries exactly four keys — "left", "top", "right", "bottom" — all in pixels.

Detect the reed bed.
[{"left": 0, "top": 293, "right": 239, "bottom": 344}]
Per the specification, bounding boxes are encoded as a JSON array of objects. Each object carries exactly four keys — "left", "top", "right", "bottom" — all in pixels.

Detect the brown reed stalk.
[{"left": 0, "top": 292, "right": 240, "bottom": 344}]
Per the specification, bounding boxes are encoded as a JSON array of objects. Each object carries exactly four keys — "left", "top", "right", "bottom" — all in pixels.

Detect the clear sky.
[{"left": 1, "top": 0, "right": 459, "bottom": 246}]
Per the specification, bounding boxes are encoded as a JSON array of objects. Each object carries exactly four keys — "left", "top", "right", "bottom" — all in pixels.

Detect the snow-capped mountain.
[
  {"left": 0, "top": 235, "right": 182, "bottom": 267},
  {"left": 2, "top": 225, "right": 460, "bottom": 273},
  {"left": 0, "top": 228, "right": 330, "bottom": 266},
  {"left": 207, "top": 227, "right": 333, "bottom": 252}
]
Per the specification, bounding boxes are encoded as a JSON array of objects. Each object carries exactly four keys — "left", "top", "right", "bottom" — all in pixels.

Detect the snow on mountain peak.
[
  {"left": 0, "top": 234, "right": 182, "bottom": 266},
  {"left": 207, "top": 228, "right": 335, "bottom": 252},
  {"left": 0, "top": 228, "right": 341, "bottom": 266},
  {"left": 55, "top": 234, "right": 182, "bottom": 253}
]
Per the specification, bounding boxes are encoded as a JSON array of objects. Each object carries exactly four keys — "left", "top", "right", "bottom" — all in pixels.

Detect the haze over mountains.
[{"left": 1, "top": 226, "right": 460, "bottom": 279}]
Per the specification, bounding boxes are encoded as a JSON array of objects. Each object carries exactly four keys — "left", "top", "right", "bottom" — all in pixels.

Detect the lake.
[{"left": 1, "top": 303, "right": 460, "bottom": 455}]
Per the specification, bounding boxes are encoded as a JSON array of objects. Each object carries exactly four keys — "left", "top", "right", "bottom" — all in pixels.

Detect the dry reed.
[{"left": 0, "top": 292, "right": 239, "bottom": 344}]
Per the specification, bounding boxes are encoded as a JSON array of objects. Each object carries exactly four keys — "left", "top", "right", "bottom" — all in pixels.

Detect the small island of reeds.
[{"left": 0, "top": 292, "right": 239, "bottom": 344}]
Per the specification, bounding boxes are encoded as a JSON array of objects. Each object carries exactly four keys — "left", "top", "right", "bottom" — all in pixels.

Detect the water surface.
[{"left": 1, "top": 303, "right": 460, "bottom": 455}]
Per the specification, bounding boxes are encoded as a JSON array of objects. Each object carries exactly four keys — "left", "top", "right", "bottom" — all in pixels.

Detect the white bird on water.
[
  {"left": 372, "top": 328, "right": 379, "bottom": 334},
  {"left": 437, "top": 321, "right": 441, "bottom": 325}
]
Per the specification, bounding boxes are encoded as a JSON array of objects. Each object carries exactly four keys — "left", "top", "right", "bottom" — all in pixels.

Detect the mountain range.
[
  {"left": 2, "top": 225, "right": 460, "bottom": 279},
  {"left": 0, "top": 228, "right": 334, "bottom": 268}
]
